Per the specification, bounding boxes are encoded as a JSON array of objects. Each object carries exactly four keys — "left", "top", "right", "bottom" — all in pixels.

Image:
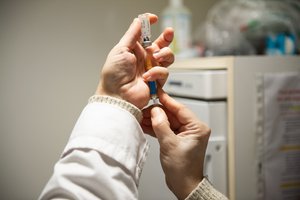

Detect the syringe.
[{"left": 138, "top": 14, "right": 158, "bottom": 103}]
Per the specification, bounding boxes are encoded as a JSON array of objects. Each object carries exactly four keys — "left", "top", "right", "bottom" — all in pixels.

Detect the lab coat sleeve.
[{"left": 39, "top": 100, "right": 149, "bottom": 200}]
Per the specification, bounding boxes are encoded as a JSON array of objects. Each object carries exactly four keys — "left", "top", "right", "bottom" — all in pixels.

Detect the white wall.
[{"left": 0, "top": 0, "right": 218, "bottom": 199}]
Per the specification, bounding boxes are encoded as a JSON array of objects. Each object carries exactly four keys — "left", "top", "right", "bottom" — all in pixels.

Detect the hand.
[
  {"left": 141, "top": 90, "right": 211, "bottom": 200},
  {"left": 96, "top": 13, "right": 174, "bottom": 109}
]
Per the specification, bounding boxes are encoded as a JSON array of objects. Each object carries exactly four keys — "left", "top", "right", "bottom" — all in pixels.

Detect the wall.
[{"left": 0, "top": 0, "right": 218, "bottom": 199}]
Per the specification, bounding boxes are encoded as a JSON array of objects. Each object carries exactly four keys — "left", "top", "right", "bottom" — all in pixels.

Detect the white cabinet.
[
  {"left": 164, "top": 70, "right": 227, "bottom": 99},
  {"left": 139, "top": 56, "right": 300, "bottom": 200}
]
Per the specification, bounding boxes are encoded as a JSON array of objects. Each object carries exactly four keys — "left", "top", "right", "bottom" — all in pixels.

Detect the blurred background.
[
  {"left": 1, "top": 0, "right": 299, "bottom": 199},
  {"left": 0, "top": 0, "right": 219, "bottom": 199}
]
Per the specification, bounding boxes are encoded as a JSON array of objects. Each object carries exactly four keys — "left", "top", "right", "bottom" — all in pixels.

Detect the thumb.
[
  {"left": 151, "top": 106, "right": 174, "bottom": 144},
  {"left": 118, "top": 18, "right": 140, "bottom": 49}
]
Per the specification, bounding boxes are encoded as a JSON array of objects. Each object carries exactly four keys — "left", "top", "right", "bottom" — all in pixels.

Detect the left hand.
[{"left": 96, "top": 13, "right": 174, "bottom": 109}]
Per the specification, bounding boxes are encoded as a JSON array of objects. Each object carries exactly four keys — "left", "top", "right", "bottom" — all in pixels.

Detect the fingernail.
[
  {"left": 143, "top": 72, "right": 151, "bottom": 80},
  {"left": 152, "top": 106, "right": 162, "bottom": 115},
  {"left": 153, "top": 52, "right": 163, "bottom": 63},
  {"left": 153, "top": 52, "right": 160, "bottom": 59}
]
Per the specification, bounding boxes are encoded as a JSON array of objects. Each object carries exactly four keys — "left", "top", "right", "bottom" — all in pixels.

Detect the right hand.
[{"left": 141, "top": 90, "right": 211, "bottom": 200}]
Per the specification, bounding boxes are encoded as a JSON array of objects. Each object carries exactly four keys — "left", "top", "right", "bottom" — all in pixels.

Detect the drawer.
[{"left": 164, "top": 70, "right": 227, "bottom": 99}]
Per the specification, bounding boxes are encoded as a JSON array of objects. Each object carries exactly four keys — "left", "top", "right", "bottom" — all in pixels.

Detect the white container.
[
  {"left": 164, "top": 69, "right": 227, "bottom": 99},
  {"left": 161, "top": 0, "right": 192, "bottom": 55}
]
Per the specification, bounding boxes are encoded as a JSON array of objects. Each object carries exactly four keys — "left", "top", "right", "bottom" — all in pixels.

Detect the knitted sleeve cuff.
[
  {"left": 185, "top": 177, "right": 228, "bottom": 200},
  {"left": 88, "top": 95, "right": 142, "bottom": 122}
]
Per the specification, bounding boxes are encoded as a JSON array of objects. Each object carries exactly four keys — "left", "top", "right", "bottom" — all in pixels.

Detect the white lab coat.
[
  {"left": 39, "top": 98, "right": 228, "bottom": 200},
  {"left": 39, "top": 101, "right": 149, "bottom": 200}
]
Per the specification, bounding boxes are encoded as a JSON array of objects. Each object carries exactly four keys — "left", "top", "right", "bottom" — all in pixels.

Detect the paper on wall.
[{"left": 256, "top": 72, "right": 300, "bottom": 200}]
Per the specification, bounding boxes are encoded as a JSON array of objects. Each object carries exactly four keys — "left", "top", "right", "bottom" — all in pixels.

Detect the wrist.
[
  {"left": 173, "top": 178, "right": 203, "bottom": 200},
  {"left": 88, "top": 95, "right": 142, "bottom": 122},
  {"left": 95, "top": 85, "right": 123, "bottom": 100},
  {"left": 184, "top": 177, "right": 226, "bottom": 200}
]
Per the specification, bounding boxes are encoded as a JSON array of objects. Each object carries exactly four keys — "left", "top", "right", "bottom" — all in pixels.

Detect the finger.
[
  {"left": 145, "top": 13, "right": 158, "bottom": 25},
  {"left": 117, "top": 14, "right": 164, "bottom": 53},
  {"left": 142, "top": 66, "right": 169, "bottom": 86},
  {"left": 151, "top": 106, "right": 176, "bottom": 143},
  {"left": 118, "top": 18, "right": 141, "bottom": 49},
  {"left": 152, "top": 27, "right": 174, "bottom": 50},
  {"left": 141, "top": 107, "right": 156, "bottom": 137},
  {"left": 158, "top": 89, "right": 183, "bottom": 114},
  {"left": 158, "top": 89, "right": 197, "bottom": 125},
  {"left": 141, "top": 119, "right": 156, "bottom": 137},
  {"left": 153, "top": 47, "right": 174, "bottom": 67},
  {"left": 120, "top": 14, "right": 157, "bottom": 67}
]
